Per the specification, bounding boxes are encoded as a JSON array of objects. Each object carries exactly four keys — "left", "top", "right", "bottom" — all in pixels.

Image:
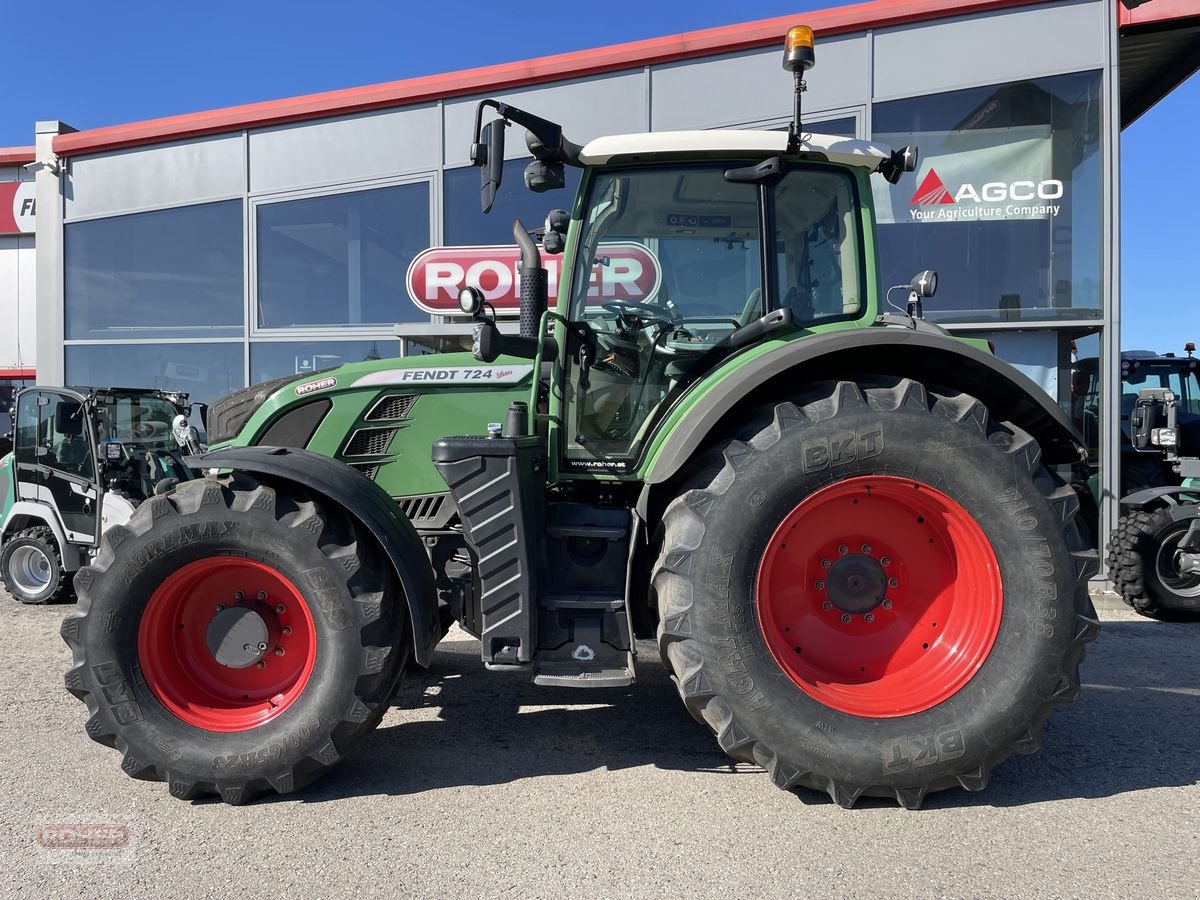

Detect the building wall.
[{"left": 0, "top": 163, "right": 36, "bottom": 374}]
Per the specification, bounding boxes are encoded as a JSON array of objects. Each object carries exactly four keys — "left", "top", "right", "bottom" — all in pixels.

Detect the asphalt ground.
[{"left": 1, "top": 593, "right": 1197, "bottom": 900}]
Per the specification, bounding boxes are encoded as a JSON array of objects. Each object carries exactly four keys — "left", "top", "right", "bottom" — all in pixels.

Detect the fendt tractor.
[
  {"left": 62, "top": 29, "right": 1099, "bottom": 809},
  {"left": 1106, "top": 350, "right": 1200, "bottom": 617},
  {"left": 1, "top": 386, "right": 199, "bottom": 604}
]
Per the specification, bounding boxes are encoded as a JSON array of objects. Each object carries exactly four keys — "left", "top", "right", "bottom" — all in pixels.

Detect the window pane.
[
  {"left": 443, "top": 158, "right": 581, "bottom": 246},
  {"left": 257, "top": 183, "right": 430, "bottom": 328},
  {"left": 66, "top": 201, "right": 244, "bottom": 340},
  {"left": 872, "top": 71, "right": 1102, "bottom": 324},
  {"left": 65, "top": 343, "right": 245, "bottom": 409},
  {"left": 250, "top": 340, "right": 400, "bottom": 384}
]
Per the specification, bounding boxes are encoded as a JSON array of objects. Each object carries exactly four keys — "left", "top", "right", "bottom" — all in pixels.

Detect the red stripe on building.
[{"left": 52, "top": 0, "right": 1043, "bottom": 158}]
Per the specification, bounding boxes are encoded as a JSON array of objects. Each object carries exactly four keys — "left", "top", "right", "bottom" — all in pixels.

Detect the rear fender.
[
  {"left": 1119, "top": 485, "right": 1200, "bottom": 511},
  {"left": 644, "top": 328, "right": 1087, "bottom": 488},
  {"left": 189, "top": 446, "right": 440, "bottom": 666}
]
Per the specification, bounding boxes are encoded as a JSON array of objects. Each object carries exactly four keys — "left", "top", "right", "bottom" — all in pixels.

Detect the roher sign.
[{"left": 405, "top": 242, "right": 662, "bottom": 314}]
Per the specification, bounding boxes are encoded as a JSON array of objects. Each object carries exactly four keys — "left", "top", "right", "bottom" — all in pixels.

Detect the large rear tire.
[
  {"left": 653, "top": 378, "right": 1098, "bottom": 808},
  {"left": 1107, "top": 505, "right": 1200, "bottom": 618},
  {"left": 61, "top": 476, "right": 410, "bottom": 804}
]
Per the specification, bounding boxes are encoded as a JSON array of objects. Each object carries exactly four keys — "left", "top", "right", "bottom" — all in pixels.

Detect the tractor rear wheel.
[
  {"left": 1107, "top": 505, "right": 1200, "bottom": 617},
  {"left": 1, "top": 525, "right": 71, "bottom": 604},
  {"left": 653, "top": 378, "right": 1098, "bottom": 808},
  {"left": 61, "top": 475, "right": 410, "bottom": 804}
]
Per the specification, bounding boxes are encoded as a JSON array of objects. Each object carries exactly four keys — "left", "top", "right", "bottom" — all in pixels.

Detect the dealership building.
[{"left": 1, "top": 0, "right": 1198, "bottom": 547}]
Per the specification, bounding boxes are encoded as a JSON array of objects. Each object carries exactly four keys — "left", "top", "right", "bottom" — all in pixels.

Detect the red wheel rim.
[
  {"left": 138, "top": 558, "right": 317, "bottom": 732},
  {"left": 756, "top": 476, "right": 1002, "bottom": 718}
]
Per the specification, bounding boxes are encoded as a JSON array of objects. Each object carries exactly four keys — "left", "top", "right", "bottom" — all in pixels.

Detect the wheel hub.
[
  {"left": 825, "top": 554, "right": 886, "bottom": 614},
  {"left": 206, "top": 605, "right": 275, "bottom": 669}
]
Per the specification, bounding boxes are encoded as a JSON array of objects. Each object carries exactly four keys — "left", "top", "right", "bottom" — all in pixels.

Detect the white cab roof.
[{"left": 578, "top": 130, "right": 893, "bottom": 170}]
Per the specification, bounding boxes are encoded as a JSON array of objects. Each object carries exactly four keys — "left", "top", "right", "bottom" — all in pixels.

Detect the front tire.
[
  {"left": 61, "top": 476, "right": 410, "bottom": 804},
  {"left": 1107, "top": 505, "right": 1200, "bottom": 617},
  {"left": 653, "top": 379, "right": 1098, "bottom": 808},
  {"left": 2, "top": 526, "right": 71, "bottom": 604}
]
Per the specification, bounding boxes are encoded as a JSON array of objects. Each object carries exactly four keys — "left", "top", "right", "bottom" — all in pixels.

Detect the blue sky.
[{"left": 2, "top": 0, "right": 1193, "bottom": 353}]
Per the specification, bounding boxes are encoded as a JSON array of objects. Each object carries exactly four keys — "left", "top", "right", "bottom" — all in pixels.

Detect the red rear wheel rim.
[
  {"left": 756, "top": 475, "right": 1002, "bottom": 718},
  {"left": 138, "top": 558, "right": 317, "bottom": 732}
]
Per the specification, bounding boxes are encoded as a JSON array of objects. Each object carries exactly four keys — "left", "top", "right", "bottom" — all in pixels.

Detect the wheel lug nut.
[
  {"left": 255, "top": 661, "right": 265, "bottom": 669},
  {"left": 274, "top": 647, "right": 285, "bottom": 656},
  {"left": 275, "top": 604, "right": 285, "bottom": 614},
  {"left": 815, "top": 581, "right": 825, "bottom": 591},
  {"left": 841, "top": 614, "right": 852, "bottom": 624},
  {"left": 861, "top": 544, "right": 872, "bottom": 554},
  {"left": 838, "top": 544, "right": 849, "bottom": 555},
  {"left": 257, "top": 591, "right": 268, "bottom": 601},
  {"left": 882, "top": 599, "right": 893, "bottom": 609},
  {"left": 888, "top": 578, "right": 899, "bottom": 588},
  {"left": 865, "top": 614, "right": 875, "bottom": 623},
  {"left": 216, "top": 603, "right": 226, "bottom": 612},
  {"left": 821, "top": 558, "right": 832, "bottom": 569},
  {"left": 282, "top": 626, "right": 292, "bottom": 636},
  {"left": 881, "top": 557, "right": 891, "bottom": 567},
  {"left": 234, "top": 591, "right": 244, "bottom": 601},
  {"left": 822, "top": 600, "right": 833, "bottom": 611}
]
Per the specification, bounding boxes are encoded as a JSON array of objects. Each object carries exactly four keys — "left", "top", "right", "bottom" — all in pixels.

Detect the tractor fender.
[
  {"left": 1119, "top": 485, "right": 1200, "bottom": 511},
  {"left": 644, "top": 328, "right": 1087, "bottom": 486},
  {"left": 1, "top": 501, "right": 83, "bottom": 571},
  {"left": 188, "top": 446, "right": 440, "bottom": 667}
]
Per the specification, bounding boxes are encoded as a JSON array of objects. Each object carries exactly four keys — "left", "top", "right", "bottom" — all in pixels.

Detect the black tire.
[
  {"left": 61, "top": 475, "right": 411, "bottom": 804},
  {"left": 1, "top": 525, "right": 71, "bottom": 604},
  {"left": 1107, "top": 505, "right": 1200, "bottom": 618},
  {"left": 653, "top": 378, "right": 1099, "bottom": 809}
]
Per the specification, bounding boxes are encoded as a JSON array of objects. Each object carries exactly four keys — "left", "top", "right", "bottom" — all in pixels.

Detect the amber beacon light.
[{"left": 782, "top": 25, "right": 815, "bottom": 72}]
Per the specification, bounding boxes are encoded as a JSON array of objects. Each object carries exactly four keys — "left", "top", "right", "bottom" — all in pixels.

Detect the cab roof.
[{"left": 577, "top": 129, "right": 892, "bottom": 170}]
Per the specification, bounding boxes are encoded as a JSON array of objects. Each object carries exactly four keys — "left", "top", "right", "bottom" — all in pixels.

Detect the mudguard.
[
  {"left": 645, "top": 327, "right": 1088, "bottom": 484},
  {"left": 1, "top": 501, "right": 83, "bottom": 571},
  {"left": 189, "top": 446, "right": 440, "bottom": 666},
  {"left": 1119, "top": 485, "right": 1200, "bottom": 511}
]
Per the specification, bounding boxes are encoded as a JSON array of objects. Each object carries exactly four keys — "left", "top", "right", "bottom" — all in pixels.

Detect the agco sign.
[
  {"left": 909, "top": 168, "right": 1063, "bottom": 221},
  {"left": 405, "top": 242, "right": 662, "bottom": 314}
]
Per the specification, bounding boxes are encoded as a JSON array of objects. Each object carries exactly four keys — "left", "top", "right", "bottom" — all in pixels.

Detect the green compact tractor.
[
  {"left": 1, "top": 386, "right": 199, "bottom": 604},
  {"left": 1107, "top": 355, "right": 1200, "bottom": 617},
  {"left": 62, "top": 28, "right": 1098, "bottom": 808}
]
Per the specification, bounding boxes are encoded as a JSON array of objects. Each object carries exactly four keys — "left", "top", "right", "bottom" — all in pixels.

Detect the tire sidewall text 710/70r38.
[{"left": 654, "top": 378, "right": 1098, "bottom": 809}]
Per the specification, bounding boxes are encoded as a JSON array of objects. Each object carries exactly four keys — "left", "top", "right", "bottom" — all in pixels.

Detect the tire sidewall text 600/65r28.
[
  {"left": 654, "top": 378, "right": 1098, "bottom": 808},
  {"left": 61, "top": 476, "right": 410, "bottom": 804}
]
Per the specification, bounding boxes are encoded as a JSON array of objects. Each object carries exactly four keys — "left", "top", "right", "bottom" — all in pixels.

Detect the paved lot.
[{"left": 0, "top": 593, "right": 1197, "bottom": 900}]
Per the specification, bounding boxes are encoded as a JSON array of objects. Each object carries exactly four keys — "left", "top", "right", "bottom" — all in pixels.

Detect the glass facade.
[
  {"left": 257, "top": 182, "right": 430, "bottom": 328},
  {"left": 249, "top": 340, "right": 400, "bottom": 384},
  {"left": 872, "top": 71, "right": 1103, "bottom": 325},
  {"left": 443, "top": 158, "right": 581, "bottom": 246},
  {"left": 65, "top": 201, "right": 243, "bottom": 339},
  {"left": 65, "top": 343, "right": 245, "bottom": 406}
]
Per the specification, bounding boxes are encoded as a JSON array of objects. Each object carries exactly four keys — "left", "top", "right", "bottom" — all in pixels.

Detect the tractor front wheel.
[
  {"left": 653, "top": 378, "right": 1098, "bottom": 808},
  {"left": 1108, "top": 504, "right": 1200, "bottom": 617},
  {"left": 61, "top": 476, "right": 410, "bottom": 804}
]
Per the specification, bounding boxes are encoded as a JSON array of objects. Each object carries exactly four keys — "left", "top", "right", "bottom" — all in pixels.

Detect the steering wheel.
[{"left": 601, "top": 300, "right": 675, "bottom": 324}]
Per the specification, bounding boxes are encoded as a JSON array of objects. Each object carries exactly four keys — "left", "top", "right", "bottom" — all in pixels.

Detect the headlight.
[{"left": 1151, "top": 428, "right": 1178, "bottom": 448}]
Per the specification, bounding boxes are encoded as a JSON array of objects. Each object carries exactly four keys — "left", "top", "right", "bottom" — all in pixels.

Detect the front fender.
[
  {"left": 189, "top": 446, "right": 440, "bottom": 666},
  {"left": 643, "top": 328, "right": 1087, "bottom": 485},
  {"left": 1119, "top": 485, "right": 1200, "bottom": 511}
]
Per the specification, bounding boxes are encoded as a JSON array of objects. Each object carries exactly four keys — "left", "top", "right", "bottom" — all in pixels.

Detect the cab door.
[{"left": 13, "top": 390, "right": 100, "bottom": 543}]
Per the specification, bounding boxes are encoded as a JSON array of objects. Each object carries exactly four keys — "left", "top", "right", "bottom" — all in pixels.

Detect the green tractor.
[
  {"left": 61, "top": 28, "right": 1097, "bottom": 808},
  {"left": 1106, "top": 352, "right": 1200, "bottom": 617},
  {"left": 1, "top": 386, "right": 199, "bottom": 604}
]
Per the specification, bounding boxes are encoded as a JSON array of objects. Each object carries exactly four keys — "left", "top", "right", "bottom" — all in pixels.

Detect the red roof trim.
[
  {"left": 52, "top": 0, "right": 1045, "bottom": 158},
  {"left": 0, "top": 147, "right": 35, "bottom": 166},
  {"left": 1118, "top": 0, "right": 1200, "bottom": 30},
  {"left": 0, "top": 367, "right": 36, "bottom": 380}
]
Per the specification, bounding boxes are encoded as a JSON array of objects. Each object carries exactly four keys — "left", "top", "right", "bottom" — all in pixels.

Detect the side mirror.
[
  {"left": 55, "top": 401, "right": 84, "bottom": 437},
  {"left": 910, "top": 270, "right": 937, "bottom": 298},
  {"left": 477, "top": 121, "right": 506, "bottom": 214}
]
